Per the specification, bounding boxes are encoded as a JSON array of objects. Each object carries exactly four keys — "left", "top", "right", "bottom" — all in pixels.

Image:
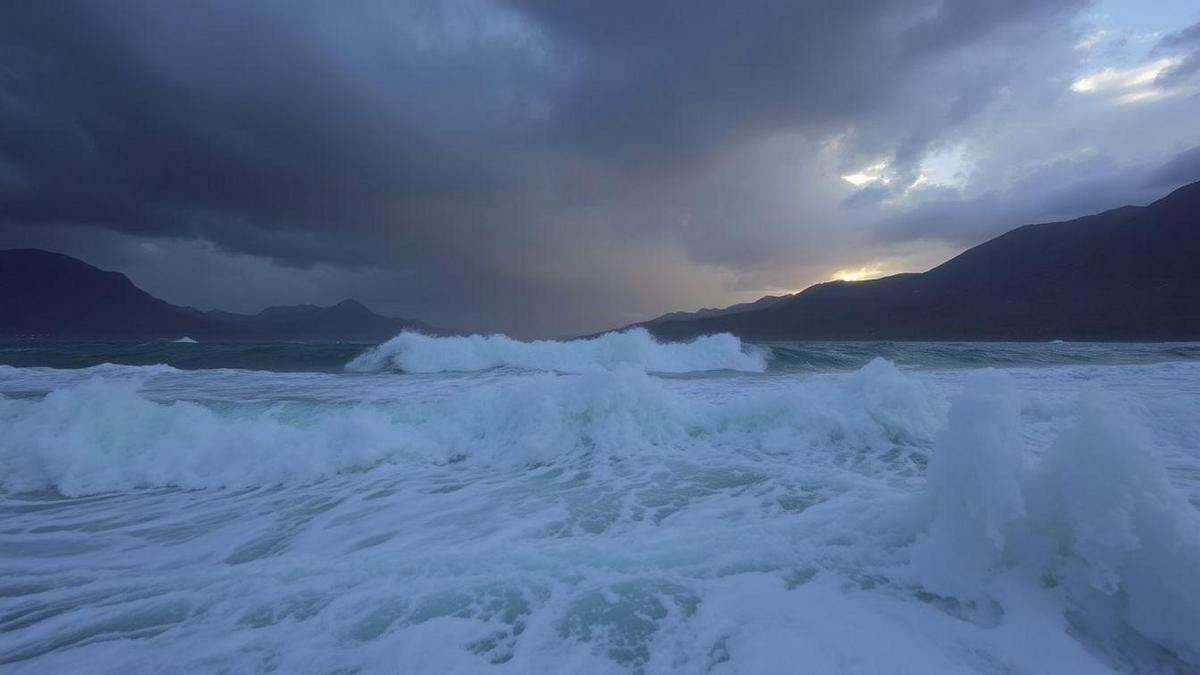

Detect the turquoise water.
[
  {"left": 1, "top": 330, "right": 1199, "bottom": 673},
  {"left": 3, "top": 337, "right": 1199, "bottom": 372}
]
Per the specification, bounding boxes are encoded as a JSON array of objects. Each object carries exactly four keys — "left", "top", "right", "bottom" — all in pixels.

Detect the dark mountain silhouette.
[
  {"left": 636, "top": 180, "right": 1200, "bottom": 341},
  {"left": 0, "top": 249, "right": 436, "bottom": 341},
  {"left": 642, "top": 294, "right": 792, "bottom": 325}
]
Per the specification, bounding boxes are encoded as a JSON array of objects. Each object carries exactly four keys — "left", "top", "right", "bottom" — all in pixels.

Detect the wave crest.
[
  {"left": 345, "top": 329, "right": 767, "bottom": 374},
  {"left": 0, "top": 359, "right": 938, "bottom": 496},
  {"left": 910, "top": 372, "right": 1200, "bottom": 664}
]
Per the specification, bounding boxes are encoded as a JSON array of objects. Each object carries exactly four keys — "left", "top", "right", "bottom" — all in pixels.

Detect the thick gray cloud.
[
  {"left": 1146, "top": 145, "right": 1200, "bottom": 188},
  {"left": 876, "top": 146, "right": 1200, "bottom": 245},
  {"left": 1155, "top": 21, "right": 1200, "bottom": 88},
  {"left": 0, "top": 0, "right": 1196, "bottom": 336}
]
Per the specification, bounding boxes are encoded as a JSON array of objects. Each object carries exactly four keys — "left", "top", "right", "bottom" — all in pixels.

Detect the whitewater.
[{"left": 2, "top": 330, "right": 1199, "bottom": 673}]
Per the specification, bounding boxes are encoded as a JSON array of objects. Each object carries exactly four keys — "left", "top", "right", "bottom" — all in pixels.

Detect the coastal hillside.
[
  {"left": 640, "top": 180, "right": 1200, "bottom": 341},
  {"left": 0, "top": 249, "right": 435, "bottom": 341}
]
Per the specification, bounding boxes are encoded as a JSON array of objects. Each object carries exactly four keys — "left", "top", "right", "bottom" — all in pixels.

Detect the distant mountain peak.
[
  {"left": 0, "top": 249, "right": 438, "bottom": 341},
  {"left": 330, "top": 299, "right": 371, "bottom": 313}
]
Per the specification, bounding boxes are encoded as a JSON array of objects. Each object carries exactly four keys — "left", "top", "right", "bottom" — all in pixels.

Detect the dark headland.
[
  {"left": 618, "top": 180, "right": 1200, "bottom": 341},
  {"left": 3, "top": 180, "right": 1199, "bottom": 342},
  {"left": 0, "top": 249, "right": 435, "bottom": 341}
]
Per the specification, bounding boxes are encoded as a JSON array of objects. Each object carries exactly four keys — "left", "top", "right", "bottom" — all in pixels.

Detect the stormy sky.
[{"left": 2, "top": 1, "right": 1199, "bottom": 337}]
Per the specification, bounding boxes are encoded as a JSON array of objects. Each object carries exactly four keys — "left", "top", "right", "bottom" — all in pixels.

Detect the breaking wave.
[
  {"left": 1, "top": 359, "right": 934, "bottom": 496},
  {"left": 345, "top": 329, "right": 767, "bottom": 374},
  {"left": 908, "top": 371, "right": 1200, "bottom": 667},
  {"left": 2, "top": 356, "right": 1199, "bottom": 672}
]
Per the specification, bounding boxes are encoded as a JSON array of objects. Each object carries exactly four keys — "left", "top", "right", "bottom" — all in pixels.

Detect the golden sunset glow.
[
  {"left": 840, "top": 161, "right": 889, "bottom": 186},
  {"left": 830, "top": 265, "right": 885, "bottom": 282},
  {"left": 1070, "top": 57, "right": 1182, "bottom": 105}
]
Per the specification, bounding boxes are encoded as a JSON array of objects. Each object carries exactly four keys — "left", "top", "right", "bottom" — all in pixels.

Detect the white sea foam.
[
  {"left": 2, "top": 357, "right": 1199, "bottom": 673},
  {"left": 0, "top": 359, "right": 937, "bottom": 495},
  {"left": 909, "top": 371, "right": 1200, "bottom": 666},
  {"left": 171, "top": 336, "right": 198, "bottom": 344},
  {"left": 345, "top": 328, "right": 767, "bottom": 373}
]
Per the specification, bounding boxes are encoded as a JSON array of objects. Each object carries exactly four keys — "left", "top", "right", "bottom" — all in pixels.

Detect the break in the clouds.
[{"left": 1, "top": 1, "right": 1198, "bottom": 337}]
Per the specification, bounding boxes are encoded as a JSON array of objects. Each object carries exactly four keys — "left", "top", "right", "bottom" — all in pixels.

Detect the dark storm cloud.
[
  {"left": 1158, "top": 21, "right": 1200, "bottom": 51},
  {"left": 510, "top": 0, "right": 1082, "bottom": 168},
  {"left": 0, "top": 0, "right": 1179, "bottom": 336},
  {"left": 1154, "top": 21, "right": 1200, "bottom": 88},
  {"left": 0, "top": 1, "right": 551, "bottom": 265}
]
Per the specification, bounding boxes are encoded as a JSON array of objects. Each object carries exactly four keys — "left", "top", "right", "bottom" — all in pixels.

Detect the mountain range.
[
  {"left": 3, "top": 180, "right": 1198, "bottom": 342},
  {"left": 0, "top": 249, "right": 435, "bottom": 341},
  {"left": 626, "top": 180, "right": 1200, "bottom": 341}
]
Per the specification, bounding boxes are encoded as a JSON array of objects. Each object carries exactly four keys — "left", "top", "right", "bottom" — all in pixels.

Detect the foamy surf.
[
  {"left": 1, "top": 347, "right": 1199, "bottom": 673},
  {"left": 345, "top": 328, "right": 768, "bottom": 373},
  {"left": 0, "top": 359, "right": 936, "bottom": 495}
]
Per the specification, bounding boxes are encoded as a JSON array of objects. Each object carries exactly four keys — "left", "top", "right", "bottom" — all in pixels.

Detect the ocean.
[{"left": 1, "top": 330, "right": 1198, "bottom": 673}]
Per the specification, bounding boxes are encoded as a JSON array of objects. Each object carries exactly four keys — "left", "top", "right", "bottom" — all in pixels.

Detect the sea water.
[{"left": 1, "top": 330, "right": 1198, "bottom": 673}]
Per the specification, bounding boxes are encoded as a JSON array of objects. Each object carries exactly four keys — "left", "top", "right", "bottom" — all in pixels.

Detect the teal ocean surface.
[
  {"left": 3, "top": 334, "right": 1200, "bottom": 373},
  {"left": 2, "top": 330, "right": 1199, "bottom": 673}
]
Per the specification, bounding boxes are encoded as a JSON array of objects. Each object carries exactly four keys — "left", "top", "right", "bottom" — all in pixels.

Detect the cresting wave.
[
  {"left": 910, "top": 373, "right": 1200, "bottom": 666},
  {"left": 2, "top": 358, "right": 1199, "bottom": 672},
  {"left": 345, "top": 328, "right": 768, "bottom": 373},
  {"left": 0, "top": 360, "right": 936, "bottom": 495},
  {"left": 1, "top": 361, "right": 1198, "bottom": 671}
]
